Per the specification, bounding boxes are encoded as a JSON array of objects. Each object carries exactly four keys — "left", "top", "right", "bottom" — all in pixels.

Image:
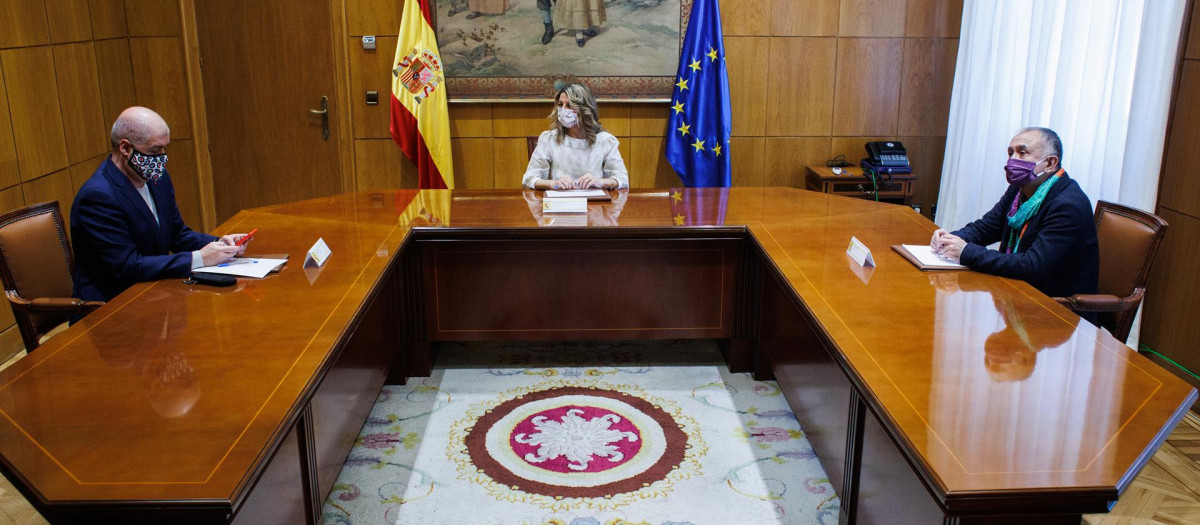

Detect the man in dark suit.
[
  {"left": 71, "top": 106, "right": 250, "bottom": 302},
  {"left": 930, "top": 127, "right": 1099, "bottom": 303}
]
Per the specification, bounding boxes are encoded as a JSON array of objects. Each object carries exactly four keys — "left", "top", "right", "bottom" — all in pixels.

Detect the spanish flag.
[{"left": 390, "top": 0, "right": 454, "bottom": 189}]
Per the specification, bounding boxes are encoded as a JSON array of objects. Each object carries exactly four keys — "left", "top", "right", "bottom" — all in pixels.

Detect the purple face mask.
[{"left": 1005, "top": 158, "right": 1040, "bottom": 186}]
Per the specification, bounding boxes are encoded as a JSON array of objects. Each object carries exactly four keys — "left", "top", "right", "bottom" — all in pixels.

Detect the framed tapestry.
[{"left": 432, "top": 0, "right": 690, "bottom": 101}]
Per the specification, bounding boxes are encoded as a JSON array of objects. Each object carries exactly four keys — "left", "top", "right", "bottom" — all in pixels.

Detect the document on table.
[
  {"left": 892, "top": 244, "right": 968, "bottom": 271},
  {"left": 545, "top": 189, "right": 611, "bottom": 200},
  {"left": 193, "top": 257, "right": 288, "bottom": 278}
]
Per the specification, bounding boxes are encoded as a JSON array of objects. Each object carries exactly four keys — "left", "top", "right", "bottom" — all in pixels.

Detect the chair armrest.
[
  {"left": 7, "top": 291, "right": 104, "bottom": 313},
  {"left": 28, "top": 297, "right": 105, "bottom": 312},
  {"left": 1053, "top": 288, "right": 1145, "bottom": 313}
]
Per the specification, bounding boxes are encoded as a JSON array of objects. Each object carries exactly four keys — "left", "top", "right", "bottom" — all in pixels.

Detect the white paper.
[
  {"left": 193, "top": 258, "right": 288, "bottom": 278},
  {"left": 900, "top": 244, "right": 966, "bottom": 269},
  {"left": 545, "top": 189, "right": 608, "bottom": 199},
  {"left": 542, "top": 197, "right": 587, "bottom": 213},
  {"left": 846, "top": 236, "right": 875, "bottom": 267},
  {"left": 307, "top": 237, "right": 332, "bottom": 267}
]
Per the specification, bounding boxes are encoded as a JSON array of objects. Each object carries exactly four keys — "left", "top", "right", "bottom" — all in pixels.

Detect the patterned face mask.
[
  {"left": 129, "top": 148, "right": 167, "bottom": 183},
  {"left": 557, "top": 107, "right": 578, "bottom": 128}
]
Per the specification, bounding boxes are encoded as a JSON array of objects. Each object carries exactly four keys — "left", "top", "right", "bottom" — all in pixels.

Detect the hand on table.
[
  {"left": 576, "top": 173, "right": 602, "bottom": 189},
  {"left": 931, "top": 232, "right": 966, "bottom": 263},
  {"left": 199, "top": 241, "right": 243, "bottom": 266},
  {"left": 931, "top": 229, "right": 949, "bottom": 251},
  {"left": 552, "top": 177, "right": 576, "bottom": 189}
]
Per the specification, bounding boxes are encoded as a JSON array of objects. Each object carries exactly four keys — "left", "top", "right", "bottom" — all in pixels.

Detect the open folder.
[
  {"left": 891, "top": 245, "right": 968, "bottom": 271},
  {"left": 193, "top": 257, "right": 288, "bottom": 278}
]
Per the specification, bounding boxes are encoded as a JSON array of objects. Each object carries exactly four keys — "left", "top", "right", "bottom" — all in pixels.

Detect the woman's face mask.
[{"left": 557, "top": 107, "right": 578, "bottom": 129}]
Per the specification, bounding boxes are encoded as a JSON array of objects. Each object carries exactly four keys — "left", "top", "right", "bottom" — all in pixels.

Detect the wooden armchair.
[
  {"left": 0, "top": 201, "right": 104, "bottom": 351},
  {"left": 1053, "top": 200, "right": 1167, "bottom": 343}
]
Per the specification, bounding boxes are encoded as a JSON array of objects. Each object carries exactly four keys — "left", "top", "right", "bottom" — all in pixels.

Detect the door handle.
[{"left": 309, "top": 96, "right": 329, "bottom": 141}]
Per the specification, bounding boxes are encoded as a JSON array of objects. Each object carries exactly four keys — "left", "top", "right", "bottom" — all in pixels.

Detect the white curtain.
[{"left": 936, "top": 0, "right": 1188, "bottom": 345}]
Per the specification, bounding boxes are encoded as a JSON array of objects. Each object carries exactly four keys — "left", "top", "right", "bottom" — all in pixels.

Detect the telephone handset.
[{"left": 866, "top": 141, "right": 910, "bottom": 169}]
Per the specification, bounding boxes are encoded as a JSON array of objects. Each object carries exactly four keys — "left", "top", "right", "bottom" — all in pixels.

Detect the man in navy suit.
[
  {"left": 931, "top": 127, "right": 1099, "bottom": 305},
  {"left": 71, "top": 106, "right": 250, "bottom": 303}
]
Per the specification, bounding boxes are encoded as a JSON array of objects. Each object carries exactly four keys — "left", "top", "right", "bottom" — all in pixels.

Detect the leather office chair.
[
  {"left": 1053, "top": 200, "right": 1167, "bottom": 344},
  {"left": 0, "top": 201, "right": 103, "bottom": 351}
]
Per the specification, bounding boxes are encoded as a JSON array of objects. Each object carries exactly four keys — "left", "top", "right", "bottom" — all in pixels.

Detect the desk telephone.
[{"left": 862, "top": 141, "right": 912, "bottom": 175}]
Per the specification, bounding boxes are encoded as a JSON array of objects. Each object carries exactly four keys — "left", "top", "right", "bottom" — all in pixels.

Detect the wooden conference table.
[{"left": 0, "top": 188, "right": 1194, "bottom": 524}]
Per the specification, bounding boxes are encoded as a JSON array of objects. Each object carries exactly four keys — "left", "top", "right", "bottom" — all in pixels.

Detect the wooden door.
[{"left": 195, "top": 0, "right": 343, "bottom": 223}]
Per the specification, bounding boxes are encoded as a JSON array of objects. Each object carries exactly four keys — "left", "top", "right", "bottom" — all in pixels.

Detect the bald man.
[{"left": 71, "top": 107, "right": 250, "bottom": 303}]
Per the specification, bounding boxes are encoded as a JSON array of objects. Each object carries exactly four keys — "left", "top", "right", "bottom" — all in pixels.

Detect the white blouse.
[{"left": 521, "top": 130, "right": 629, "bottom": 189}]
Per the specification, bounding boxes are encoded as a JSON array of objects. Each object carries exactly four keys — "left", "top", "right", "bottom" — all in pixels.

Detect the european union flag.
[{"left": 665, "top": 0, "right": 732, "bottom": 188}]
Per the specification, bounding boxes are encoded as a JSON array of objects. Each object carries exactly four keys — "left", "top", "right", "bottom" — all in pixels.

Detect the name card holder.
[
  {"left": 846, "top": 236, "right": 875, "bottom": 268},
  {"left": 306, "top": 237, "right": 332, "bottom": 267}
]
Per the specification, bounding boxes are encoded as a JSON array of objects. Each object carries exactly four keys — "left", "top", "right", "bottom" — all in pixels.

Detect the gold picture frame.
[{"left": 431, "top": 0, "right": 690, "bottom": 101}]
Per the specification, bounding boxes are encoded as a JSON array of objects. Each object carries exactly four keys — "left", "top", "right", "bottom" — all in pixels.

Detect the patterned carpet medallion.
[
  {"left": 452, "top": 382, "right": 704, "bottom": 509},
  {"left": 322, "top": 341, "right": 839, "bottom": 525}
]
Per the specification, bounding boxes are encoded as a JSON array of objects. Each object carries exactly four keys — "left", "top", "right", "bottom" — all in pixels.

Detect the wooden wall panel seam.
[
  {"left": 1158, "top": 206, "right": 1200, "bottom": 221},
  {"left": 332, "top": 0, "right": 358, "bottom": 195},
  {"left": 54, "top": 42, "right": 109, "bottom": 163},
  {"left": 834, "top": 0, "right": 843, "bottom": 35},
  {"left": 124, "top": 0, "right": 183, "bottom": 37},
  {"left": 94, "top": 37, "right": 137, "bottom": 138},
  {"left": 89, "top": 0, "right": 130, "bottom": 39},
  {"left": 1158, "top": 59, "right": 1200, "bottom": 217},
  {"left": 129, "top": 36, "right": 193, "bottom": 139},
  {"left": 1186, "top": 0, "right": 1200, "bottom": 60},
  {"left": 4, "top": 45, "right": 71, "bottom": 181},
  {"left": 121, "top": 0, "right": 132, "bottom": 39},
  {"left": 0, "top": 58, "right": 17, "bottom": 189},
  {"left": 179, "top": 0, "right": 217, "bottom": 230},
  {"left": 48, "top": 0, "right": 96, "bottom": 43}
]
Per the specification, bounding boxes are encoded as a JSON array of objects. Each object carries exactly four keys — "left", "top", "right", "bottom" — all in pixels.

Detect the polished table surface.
[{"left": 0, "top": 188, "right": 1194, "bottom": 516}]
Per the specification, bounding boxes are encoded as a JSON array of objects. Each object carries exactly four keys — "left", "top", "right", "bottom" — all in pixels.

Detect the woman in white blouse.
[{"left": 522, "top": 83, "right": 629, "bottom": 190}]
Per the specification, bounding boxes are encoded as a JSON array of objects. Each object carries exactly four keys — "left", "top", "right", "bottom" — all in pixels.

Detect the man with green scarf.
[{"left": 931, "top": 128, "right": 1099, "bottom": 313}]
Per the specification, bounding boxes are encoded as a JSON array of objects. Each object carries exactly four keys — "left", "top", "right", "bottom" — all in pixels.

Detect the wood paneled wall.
[
  {"left": 0, "top": 0, "right": 201, "bottom": 361},
  {"left": 343, "top": 0, "right": 962, "bottom": 213},
  {"left": 1143, "top": 0, "right": 1200, "bottom": 396},
  {"left": 0, "top": 0, "right": 962, "bottom": 360}
]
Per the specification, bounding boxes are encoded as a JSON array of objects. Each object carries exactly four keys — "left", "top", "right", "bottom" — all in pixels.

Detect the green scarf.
[{"left": 1005, "top": 174, "right": 1061, "bottom": 254}]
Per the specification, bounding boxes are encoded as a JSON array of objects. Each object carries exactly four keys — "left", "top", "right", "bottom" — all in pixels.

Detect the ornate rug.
[{"left": 321, "top": 340, "right": 839, "bottom": 525}]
